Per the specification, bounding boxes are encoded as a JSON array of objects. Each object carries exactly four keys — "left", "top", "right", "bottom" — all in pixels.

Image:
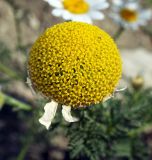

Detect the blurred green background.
[{"left": 0, "top": 0, "right": 152, "bottom": 160}]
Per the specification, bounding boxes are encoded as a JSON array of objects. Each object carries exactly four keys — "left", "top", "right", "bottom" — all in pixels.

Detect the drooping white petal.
[
  {"left": 26, "top": 77, "right": 36, "bottom": 95},
  {"left": 62, "top": 105, "right": 79, "bottom": 122},
  {"left": 44, "top": 0, "right": 63, "bottom": 8},
  {"left": 103, "top": 94, "right": 113, "bottom": 103},
  {"left": 39, "top": 100, "right": 58, "bottom": 130},
  {"left": 89, "top": 11, "right": 104, "bottom": 20}
]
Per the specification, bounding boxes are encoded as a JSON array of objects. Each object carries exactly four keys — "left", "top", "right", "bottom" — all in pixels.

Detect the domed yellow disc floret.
[{"left": 28, "top": 22, "right": 122, "bottom": 107}]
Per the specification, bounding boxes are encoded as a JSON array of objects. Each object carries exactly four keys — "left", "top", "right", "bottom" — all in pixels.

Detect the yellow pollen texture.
[
  {"left": 28, "top": 22, "right": 122, "bottom": 107},
  {"left": 120, "top": 8, "right": 138, "bottom": 22},
  {"left": 63, "top": 0, "right": 89, "bottom": 14}
]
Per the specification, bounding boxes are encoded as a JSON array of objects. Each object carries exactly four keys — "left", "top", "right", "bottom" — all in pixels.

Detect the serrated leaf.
[{"left": 113, "top": 140, "right": 131, "bottom": 157}]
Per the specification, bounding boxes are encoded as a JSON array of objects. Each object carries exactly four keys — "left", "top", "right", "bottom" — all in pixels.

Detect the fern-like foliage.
[{"left": 65, "top": 88, "right": 152, "bottom": 160}]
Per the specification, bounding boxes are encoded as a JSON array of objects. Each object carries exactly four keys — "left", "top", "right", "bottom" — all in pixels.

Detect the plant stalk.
[
  {"left": 1, "top": 92, "right": 31, "bottom": 111},
  {"left": 113, "top": 26, "right": 124, "bottom": 41}
]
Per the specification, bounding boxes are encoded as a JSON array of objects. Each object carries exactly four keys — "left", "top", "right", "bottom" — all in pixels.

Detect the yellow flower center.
[
  {"left": 63, "top": 0, "right": 89, "bottom": 14},
  {"left": 120, "top": 8, "right": 138, "bottom": 22},
  {"left": 28, "top": 22, "right": 122, "bottom": 107}
]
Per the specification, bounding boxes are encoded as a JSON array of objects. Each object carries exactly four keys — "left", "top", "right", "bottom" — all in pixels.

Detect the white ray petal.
[
  {"left": 39, "top": 100, "right": 58, "bottom": 130},
  {"left": 89, "top": 11, "right": 104, "bottom": 20},
  {"left": 72, "top": 15, "right": 92, "bottom": 24},
  {"left": 111, "top": 0, "right": 123, "bottom": 6},
  {"left": 44, "top": 0, "right": 63, "bottom": 8},
  {"left": 26, "top": 77, "right": 36, "bottom": 95},
  {"left": 87, "top": 0, "right": 106, "bottom": 6},
  {"left": 139, "top": 10, "right": 152, "bottom": 20},
  {"left": 92, "top": 2, "right": 109, "bottom": 10},
  {"left": 52, "top": 9, "right": 64, "bottom": 17},
  {"left": 62, "top": 11, "right": 73, "bottom": 20},
  {"left": 115, "top": 86, "right": 127, "bottom": 92},
  {"left": 125, "top": 2, "right": 139, "bottom": 10},
  {"left": 62, "top": 105, "right": 79, "bottom": 122}
]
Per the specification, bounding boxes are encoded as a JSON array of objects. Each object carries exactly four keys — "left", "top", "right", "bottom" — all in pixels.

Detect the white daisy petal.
[
  {"left": 62, "top": 105, "right": 79, "bottom": 122},
  {"left": 62, "top": 11, "right": 73, "bottom": 20},
  {"left": 72, "top": 15, "right": 93, "bottom": 24},
  {"left": 52, "top": 9, "right": 64, "bottom": 17},
  {"left": 125, "top": 21, "right": 139, "bottom": 30},
  {"left": 82, "top": 16, "right": 92, "bottom": 24},
  {"left": 112, "top": 0, "right": 123, "bottom": 6},
  {"left": 44, "top": 0, "right": 63, "bottom": 8},
  {"left": 92, "top": 2, "right": 109, "bottom": 10},
  {"left": 115, "top": 86, "right": 127, "bottom": 92},
  {"left": 139, "top": 10, "right": 152, "bottom": 20},
  {"left": 87, "top": 0, "right": 106, "bottom": 6},
  {"left": 89, "top": 11, "right": 104, "bottom": 20},
  {"left": 125, "top": 2, "right": 139, "bottom": 10},
  {"left": 39, "top": 100, "right": 58, "bottom": 130}
]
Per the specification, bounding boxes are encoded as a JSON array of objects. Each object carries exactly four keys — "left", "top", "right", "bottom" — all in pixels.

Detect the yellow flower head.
[
  {"left": 63, "top": 0, "right": 90, "bottom": 14},
  {"left": 28, "top": 22, "right": 122, "bottom": 107}
]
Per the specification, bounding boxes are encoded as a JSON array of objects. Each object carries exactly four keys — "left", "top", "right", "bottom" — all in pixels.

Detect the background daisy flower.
[
  {"left": 44, "top": 0, "right": 109, "bottom": 23},
  {"left": 110, "top": 0, "right": 152, "bottom": 30}
]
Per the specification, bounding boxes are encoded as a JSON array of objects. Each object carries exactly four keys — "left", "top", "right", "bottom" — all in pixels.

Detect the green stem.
[
  {"left": 113, "top": 26, "right": 124, "bottom": 41},
  {"left": 0, "top": 63, "right": 22, "bottom": 80},
  {"left": 17, "top": 135, "right": 32, "bottom": 160},
  {"left": 1, "top": 92, "right": 31, "bottom": 111},
  {"left": 16, "top": 108, "right": 41, "bottom": 160}
]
